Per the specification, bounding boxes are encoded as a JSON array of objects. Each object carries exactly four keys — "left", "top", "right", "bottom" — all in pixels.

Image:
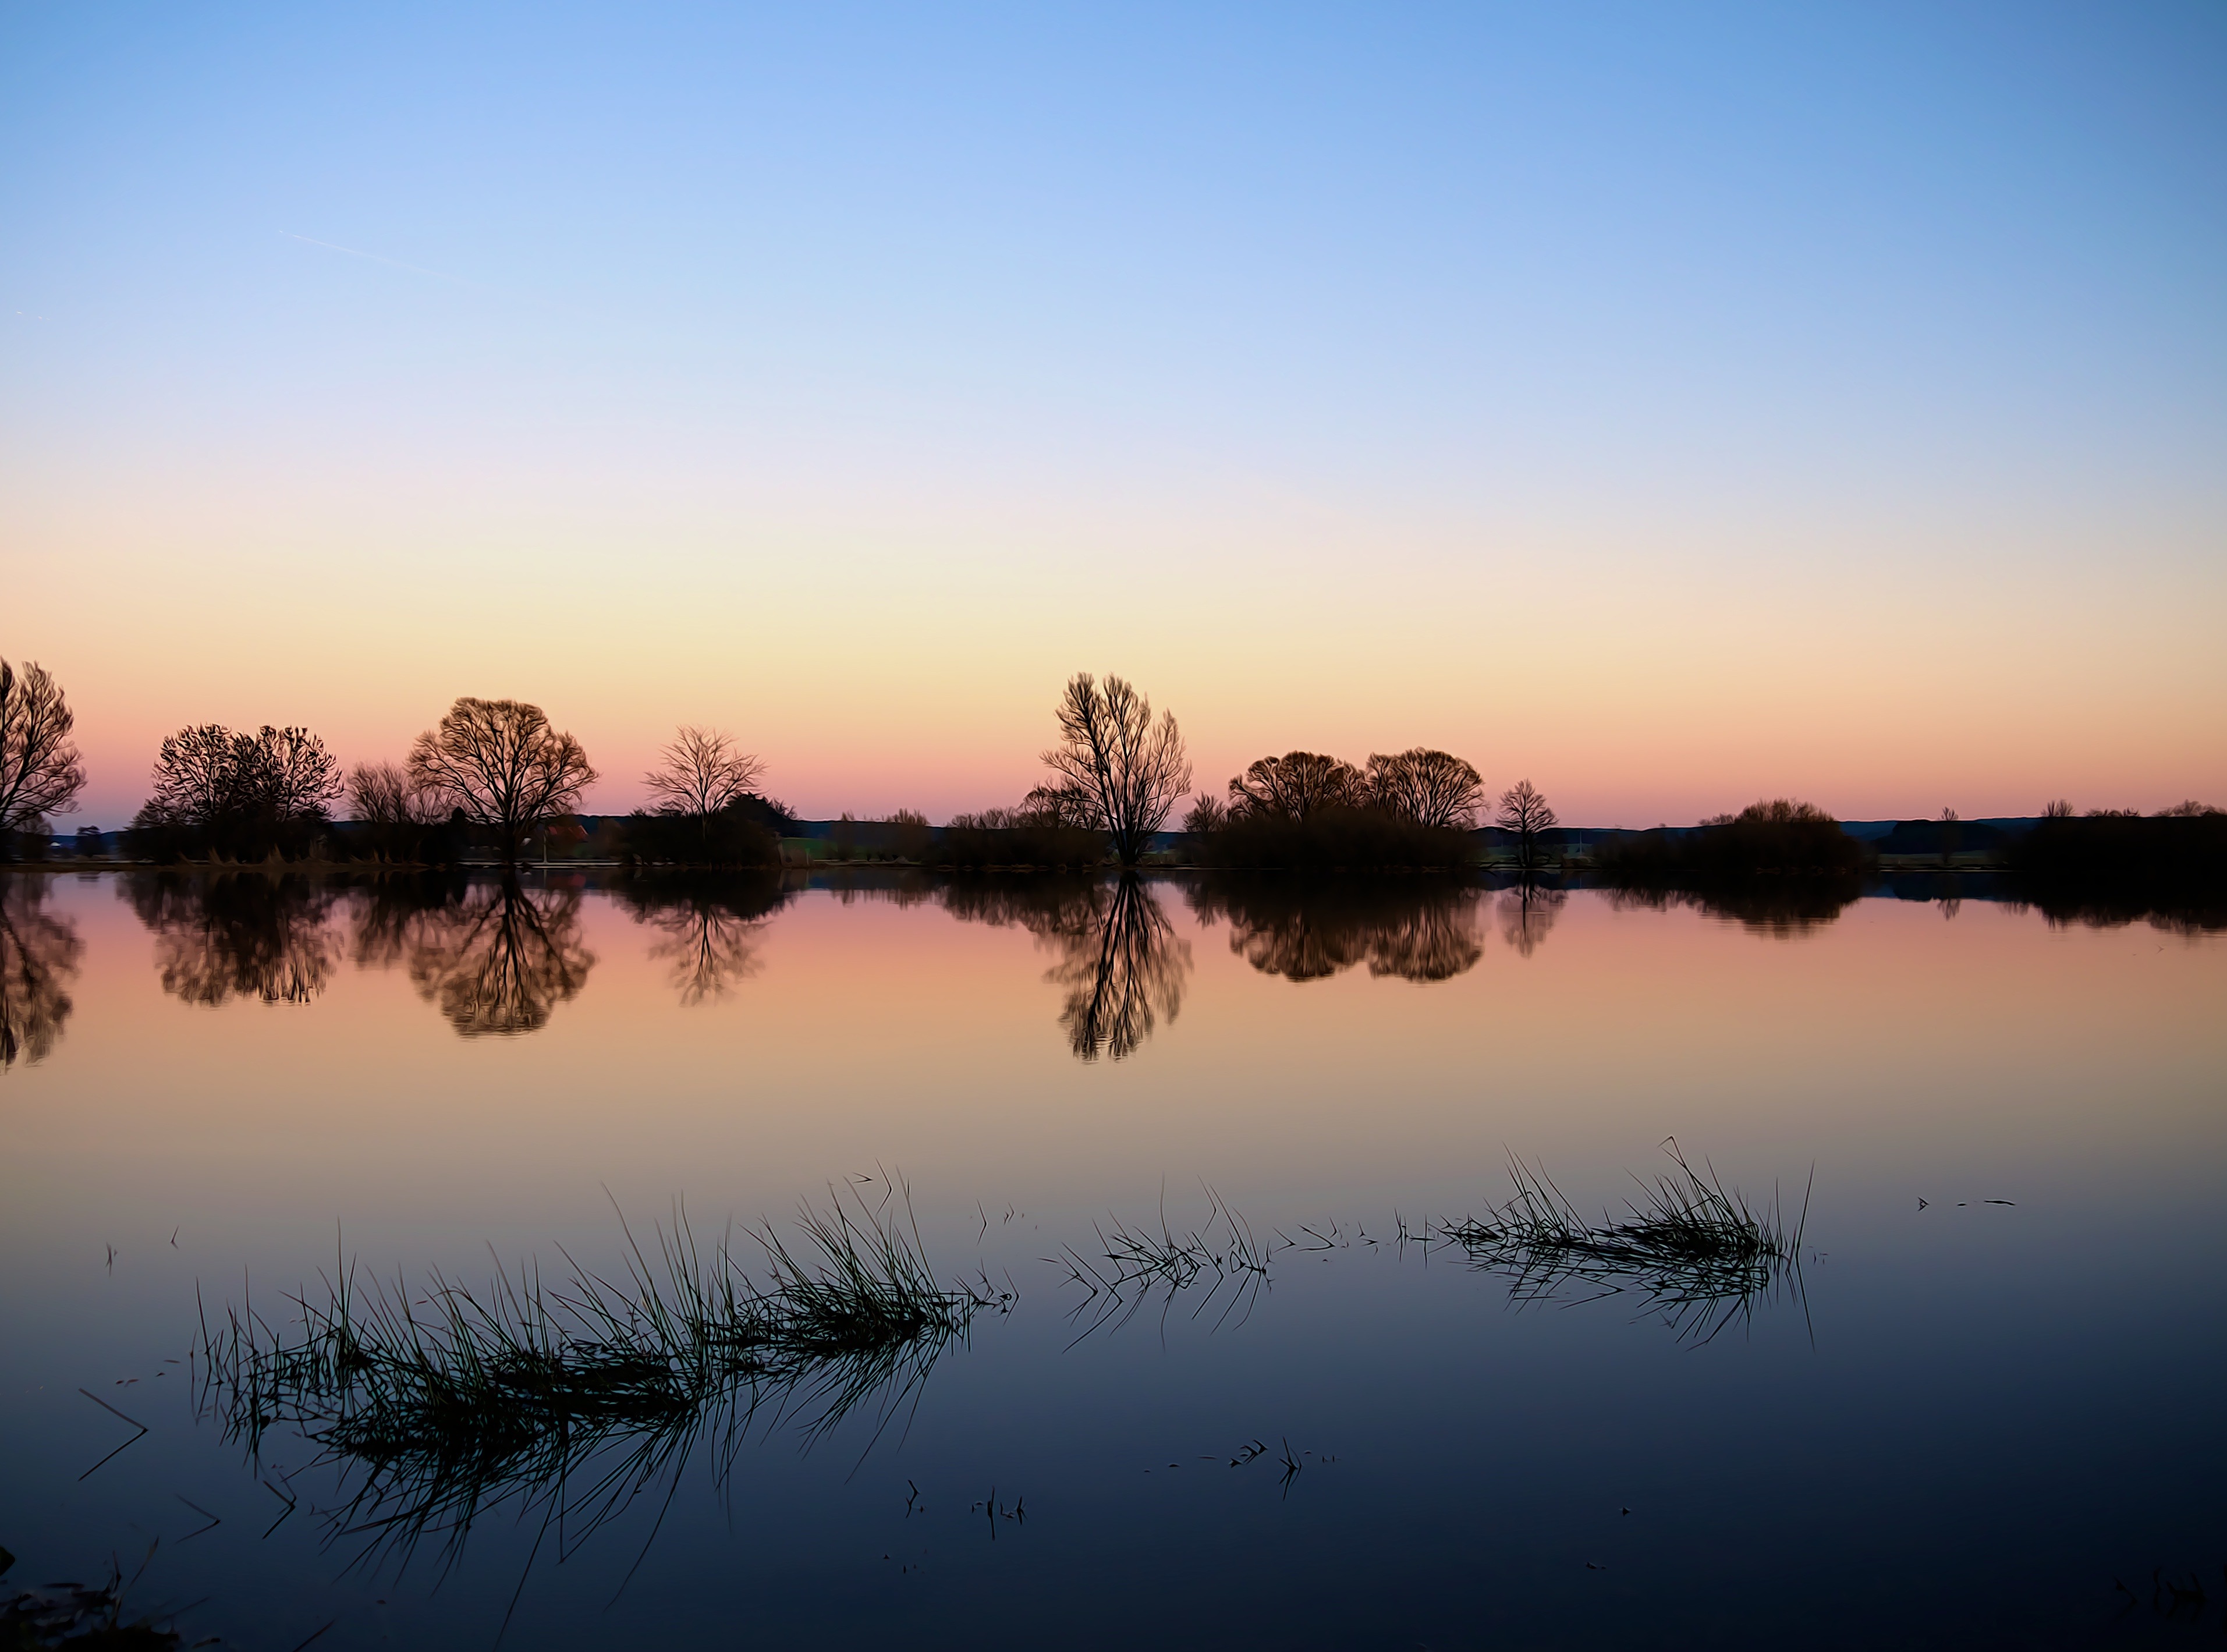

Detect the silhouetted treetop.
[
  {"left": 1367, "top": 749, "right": 1484, "bottom": 830},
  {"left": 644, "top": 727, "right": 764, "bottom": 820},
  {"left": 1040, "top": 673, "right": 1190, "bottom": 866},
  {"left": 0, "top": 660, "right": 86, "bottom": 847},
  {"left": 133, "top": 723, "right": 342, "bottom": 861},
  {"left": 1226, "top": 751, "right": 1365, "bottom": 821},
  {"left": 408, "top": 698, "right": 595, "bottom": 866}
]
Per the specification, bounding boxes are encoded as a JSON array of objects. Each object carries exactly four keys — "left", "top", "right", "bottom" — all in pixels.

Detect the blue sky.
[{"left": 5, "top": 3, "right": 2223, "bottom": 823}]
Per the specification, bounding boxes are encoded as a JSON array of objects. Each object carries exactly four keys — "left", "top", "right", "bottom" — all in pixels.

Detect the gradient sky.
[{"left": 5, "top": 2, "right": 2223, "bottom": 827}]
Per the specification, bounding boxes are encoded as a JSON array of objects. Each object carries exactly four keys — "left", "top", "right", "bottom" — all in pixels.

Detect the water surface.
[{"left": 2, "top": 870, "right": 2221, "bottom": 1647}]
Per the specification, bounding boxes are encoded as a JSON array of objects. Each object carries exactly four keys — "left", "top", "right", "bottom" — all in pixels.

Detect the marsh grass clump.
[
  {"left": 1052, "top": 1187, "right": 1276, "bottom": 1339},
  {"left": 199, "top": 1180, "right": 998, "bottom": 1575},
  {"left": 1442, "top": 1140, "right": 1807, "bottom": 1342}
]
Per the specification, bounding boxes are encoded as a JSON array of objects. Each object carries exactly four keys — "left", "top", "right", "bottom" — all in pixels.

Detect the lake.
[{"left": 2, "top": 868, "right": 2221, "bottom": 1648}]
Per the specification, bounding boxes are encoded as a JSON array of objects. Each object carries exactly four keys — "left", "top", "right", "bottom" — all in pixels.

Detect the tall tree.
[
  {"left": 1495, "top": 778, "right": 1558, "bottom": 873},
  {"left": 1366, "top": 749, "right": 1484, "bottom": 829},
  {"left": 407, "top": 698, "right": 597, "bottom": 866},
  {"left": 0, "top": 660, "right": 87, "bottom": 850},
  {"left": 1040, "top": 673, "right": 1191, "bottom": 867}
]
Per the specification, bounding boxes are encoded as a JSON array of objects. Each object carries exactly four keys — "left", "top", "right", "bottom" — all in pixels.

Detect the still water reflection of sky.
[{"left": 2, "top": 870, "right": 2221, "bottom": 1649}]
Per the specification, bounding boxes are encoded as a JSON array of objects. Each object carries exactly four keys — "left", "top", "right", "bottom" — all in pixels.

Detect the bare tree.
[
  {"left": 1181, "top": 794, "right": 1227, "bottom": 835},
  {"left": 1040, "top": 673, "right": 1191, "bottom": 866},
  {"left": 643, "top": 727, "right": 764, "bottom": 817},
  {"left": 144, "top": 725, "right": 240, "bottom": 829},
  {"left": 241, "top": 726, "right": 342, "bottom": 823},
  {"left": 1495, "top": 778, "right": 1558, "bottom": 873},
  {"left": 138, "top": 723, "right": 341, "bottom": 859},
  {"left": 407, "top": 698, "right": 597, "bottom": 865},
  {"left": 0, "top": 660, "right": 87, "bottom": 848},
  {"left": 1225, "top": 751, "right": 1365, "bottom": 820},
  {"left": 348, "top": 761, "right": 449, "bottom": 862},
  {"left": 1367, "top": 749, "right": 1484, "bottom": 829}
]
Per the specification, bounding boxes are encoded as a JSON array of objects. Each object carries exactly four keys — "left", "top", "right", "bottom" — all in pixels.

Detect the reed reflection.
[
  {"left": 614, "top": 874, "right": 795, "bottom": 1006},
  {"left": 1187, "top": 878, "right": 1486, "bottom": 982},
  {"left": 940, "top": 877, "right": 1189, "bottom": 1061},
  {"left": 0, "top": 877, "right": 81, "bottom": 1070},
  {"left": 121, "top": 870, "right": 343, "bottom": 1006},
  {"left": 351, "top": 875, "right": 594, "bottom": 1037}
]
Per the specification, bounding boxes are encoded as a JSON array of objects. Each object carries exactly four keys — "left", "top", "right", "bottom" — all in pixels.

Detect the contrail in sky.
[{"left": 278, "top": 230, "right": 471, "bottom": 285}]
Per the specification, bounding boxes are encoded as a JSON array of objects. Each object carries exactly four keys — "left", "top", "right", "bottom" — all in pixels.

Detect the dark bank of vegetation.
[
  {"left": 1597, "top": 799, "right": 1870, "bottom": 881},
  {"left": 938, "top": 800, "right": 1105, "bottom": 870},
  {"left": 1181, "top": 750, "right": 1524, "bottom": 871},
  {"left": 2007, "top": 802, "right": 2227, "bottom": 931},
  {"left": 201, "top": 1184, "right": 999, "bottom": 1573}
]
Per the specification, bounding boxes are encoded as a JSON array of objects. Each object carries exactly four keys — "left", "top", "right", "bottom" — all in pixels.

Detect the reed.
[
  {"left": 1440, "top": 1140, "right": 1808, "bottom": 1342},
  {"left": 1051, "top": 1187, "right": 1275, "bottom": 1339},
  {"left": 198, "top": 1180, "right": 999, "bottom": 1575}
]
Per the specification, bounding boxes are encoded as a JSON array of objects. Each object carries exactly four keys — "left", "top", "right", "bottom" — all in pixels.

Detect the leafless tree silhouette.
[
  {"left": 1496, "top": 779, "right": 1558, "bottom": 873},
  {"left": 1367, "top": 749, "right": 1484, "bottom": 830},
  {"left": 1226, "top": 751, "right": 1365, "bottom": 820},
  {"left": 642, "top": 727, "right": 765, "bottom": 856},
  {"left": 408, "top": 699, "right": 596, "bottom": 865},
  {"left": 0, "top": 660, "right": 86, "bottom": 849},
  {"left": 137, "top": 724, "right": 342, "bottom": 859},
  {"left": 1041, "top": 674, "right": 1191, "bottom": 866},
  {"left": 0, "top": 877, "right": 82, "bottom": 1068},
  {"left": 348, "top": 761, "right": 449, "bottom": 861}
]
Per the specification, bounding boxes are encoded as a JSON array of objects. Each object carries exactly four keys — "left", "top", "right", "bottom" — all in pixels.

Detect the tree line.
[{"left": 6, "top": 655, "right": 2218, "bottom": 878}]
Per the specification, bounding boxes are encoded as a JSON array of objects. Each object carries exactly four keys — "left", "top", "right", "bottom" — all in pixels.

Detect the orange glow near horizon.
[{"left": 12, "top": 498, "right": 2225, "bottom": 829}]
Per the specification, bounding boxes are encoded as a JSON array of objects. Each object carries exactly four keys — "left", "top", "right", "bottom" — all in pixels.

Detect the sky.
[{"left": 3, "top": 2, "right": 2223, "bottom": 828}]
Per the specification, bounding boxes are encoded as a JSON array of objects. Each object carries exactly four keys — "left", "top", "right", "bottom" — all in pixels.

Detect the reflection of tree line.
[
  {"left": 1, "top": 877, "right": 83, "bottom": 1070},
  {"left": 105, "top": 870, "right": 801, "bottom": 1035},
  {"left": 116, "top": 871, "right": 597, "bottom": 1036},
  {"left": 8, "top": 864, "right": 1914, "bottom": 1073}
]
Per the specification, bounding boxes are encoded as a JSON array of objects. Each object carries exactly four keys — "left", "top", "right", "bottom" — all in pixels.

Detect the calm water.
[{"left": 2, "top": 869, "right": 2221, "bottom": 1649}]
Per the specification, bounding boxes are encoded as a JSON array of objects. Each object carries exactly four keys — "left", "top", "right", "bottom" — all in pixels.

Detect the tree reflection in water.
[
  {"left": 1604, "top": 878, "right": 1860, "bottom": 937},
  {"left": 940, "top": 877, "right": 1190, "bottom": 1061},
  {"left": 351, "top": 875, "right": 595, "bottom": 1036},
  {"left": 1187, "top": 878, "right": 1487, "bottom": 983},
  {"left": 613, "top": 874, "right": 795, "bottom": 1006},
  {"left": 1495, "top": 882, "right": 1566, "bottom": 958},
  {"left": 0, "top": 877, "right": 83, "bottom": 1069},
  {"left": 121, "top": 870, "right": 343, "bottom": 1006}
]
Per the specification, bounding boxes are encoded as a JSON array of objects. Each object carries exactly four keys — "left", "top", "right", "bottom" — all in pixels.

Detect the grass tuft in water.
[
  {"left": 1051, "top": 1186, "right": 1275, "bottom": 1340},
  {"left": 1439, "top": 1139, "right": 1808, "bottom": 1342},
  {"left": 198, "top": 1176, "right": 1002, "bottom": 1578}
]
